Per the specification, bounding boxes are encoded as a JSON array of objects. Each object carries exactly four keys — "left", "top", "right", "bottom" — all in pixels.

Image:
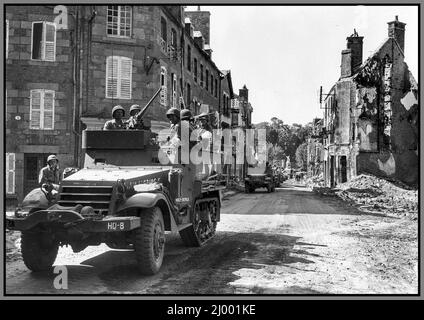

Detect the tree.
[{"left": 295, "top": 142, "right": 308, "bottom": 171}]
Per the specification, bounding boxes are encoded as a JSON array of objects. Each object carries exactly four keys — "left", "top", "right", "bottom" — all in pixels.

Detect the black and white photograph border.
[{"left": 1, "top": 0, "right": 422, "bottom": 302}]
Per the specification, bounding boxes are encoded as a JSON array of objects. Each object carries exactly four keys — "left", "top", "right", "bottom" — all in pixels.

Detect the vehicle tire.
[
  {"left": 133, "top": 206, "right": 165, "bottom": 275},
  {"left": 267, "top": 185, "right": 272, "bottom": 193},
  {"left": 21, "top": 231, "right": 59, "bottom": 272}
]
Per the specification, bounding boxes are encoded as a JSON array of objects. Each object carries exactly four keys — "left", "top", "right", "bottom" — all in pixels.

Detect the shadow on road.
[{"left": 6, "top": 230, "right": 326, "bottom": 295}]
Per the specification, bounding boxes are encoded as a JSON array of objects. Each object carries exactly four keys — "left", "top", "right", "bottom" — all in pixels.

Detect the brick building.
[
  {"left": 79, "top": 5, "right": 224, "bottom": 133},
  {"left": 5, "top": 5, "right": 77, "bottom": 205},
  {"left": 322, "top": 17, "right": 418, "bottom": 187}
]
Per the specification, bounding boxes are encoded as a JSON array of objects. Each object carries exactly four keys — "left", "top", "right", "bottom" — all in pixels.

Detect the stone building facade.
[
  {"left": 322, "top": 17, "right": 418, "bottom": 187},
  {"left": 79, "top": 5, "right": 224, "bottom": 132},
  {"left": 5, "top": 5, "right": 77, "bottom": 205}
]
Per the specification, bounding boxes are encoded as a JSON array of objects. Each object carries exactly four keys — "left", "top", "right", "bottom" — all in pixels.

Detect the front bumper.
[{"left": 6, "top": 209, "right": 141, "bottom": 233}]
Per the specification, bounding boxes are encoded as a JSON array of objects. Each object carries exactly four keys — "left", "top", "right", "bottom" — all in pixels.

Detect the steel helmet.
[
  {"left": 111, "top": 105, "right": 125, "bottom": 118},
  {"left": 180, "top": 109, "right": 193, "bottom": 121},
  {"left": 166, "top": 107, "right": 180, "bottom": 118},
  {"left": 198, "top": 111, "right": 209, "bottom": 119},
  {"left": 47, "top": 155, "right": 58, "bottom": 163},
  {"left": 129, "top": 104, "right": 141, "bottom": 115}
]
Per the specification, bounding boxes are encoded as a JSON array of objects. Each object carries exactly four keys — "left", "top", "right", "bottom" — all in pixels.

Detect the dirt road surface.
[{"left": 6, "top": 183, "right": 418, "bottom": 295}]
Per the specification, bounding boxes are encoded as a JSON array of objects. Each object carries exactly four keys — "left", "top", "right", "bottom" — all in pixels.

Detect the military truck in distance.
[
  {"left": 244, "top": 164, "right": 276, "bottom": 193},
  {"left": 6, "top": 128, "right": 225, "bottom": 275}
]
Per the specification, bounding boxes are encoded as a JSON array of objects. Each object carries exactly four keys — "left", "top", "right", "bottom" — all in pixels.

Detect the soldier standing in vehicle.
[
  {"left": 166, "top": 107, "right": 181, "bottom": 140},
  {"left": 39, "top": 154, "right": 61, "bottom": 191},
  {"left": 126, "top": 104, "right": 146, "bottom": 130},
  {"left": 103, "top": 105, "right": 126, "bottom": 130}
]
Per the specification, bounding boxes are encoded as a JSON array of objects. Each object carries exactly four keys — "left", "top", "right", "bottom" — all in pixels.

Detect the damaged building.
[{"left": 322, "top": 16, "right": 418, "bottom": 188}]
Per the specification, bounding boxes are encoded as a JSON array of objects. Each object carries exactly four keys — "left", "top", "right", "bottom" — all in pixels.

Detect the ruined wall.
[{"left": 354, "top": 39, "right": 418, "bottom": 186}]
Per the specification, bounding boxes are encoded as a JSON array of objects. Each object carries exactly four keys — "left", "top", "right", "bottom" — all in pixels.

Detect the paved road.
[{"left": 6, "top": 183, "right": 418, "bottom": 294}]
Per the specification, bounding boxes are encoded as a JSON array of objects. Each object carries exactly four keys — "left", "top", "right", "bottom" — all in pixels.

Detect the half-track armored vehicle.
[{"left": 6, "top": 104, "right": 225, "bottom": 276}]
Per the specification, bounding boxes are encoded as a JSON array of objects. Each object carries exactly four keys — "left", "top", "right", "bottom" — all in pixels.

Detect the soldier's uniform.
[
  {"left": 39, "top": 165, "right": 60, "bottom": 186},
  {"left": 39, "top": 155, "right": 61, "bottom": 191},
  {"left": 103, "top": 119, "right": 126, "bottom": 130}
]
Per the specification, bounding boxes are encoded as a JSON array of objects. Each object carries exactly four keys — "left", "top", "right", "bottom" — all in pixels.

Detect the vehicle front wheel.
[
  {"left": 133, "top": 206, "right": 165, "bottom": 275},
  {"left": 21, "top": 231, "right": 59, "bottom": 272}
]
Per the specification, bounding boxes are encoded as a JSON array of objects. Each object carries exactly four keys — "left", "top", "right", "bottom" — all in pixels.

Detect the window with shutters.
[
  {"left": 6, "top": 153, "right": 16, "bottom": 194},
  {"left": 31, "top": 22, "right": 56, "bottom": 61},
  {"left": 194, "top": 58, "right": 198, "bottom": 83},
  {"left": 107, "top": 6, "right": 132, "bottom": 38},
  {"left": 6, "top": 20, "right": 9, "bottom": 59},
  {"left": 172, "top": 73, "right": 177, "bottom": 108},
  {"left": 206, "top": 69, "right": 209, "bottom": 91},
  {"left": 186, "top": 83, "right": 191, "bottom": 107},
  {"left": 171, "top": 28, "right": 177, "bottom": 48},
  {"left": 211, "top": 75, "right": 214, "bottom": 94},
  {"left": 106, "top": 56, "right": 132, "bottom": 99},
  {"left": 30, "top": 89, "right": 55, "bottom": 130},
  {"left": 200, "top": 64, "right": 204, "bottom": 87},
  {"left": 187, "top": 45, "right": 191, "bottom": 71},
  {"left": 161, "top": 17, "right": 167, "bottom": 42},
  {"left": 160, "top": 66, "right": 168, "bottom": 106}
]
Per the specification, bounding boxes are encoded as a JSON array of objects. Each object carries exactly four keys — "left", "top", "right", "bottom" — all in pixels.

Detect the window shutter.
[
  {"left": 6, "top": 153, "right": 15, "bottom": 194},
  {"left": 30, "top": 90, "right": 41, "bottom": 129},
  {"left": 43, "top": 90, "right": 55, "bottom": 129},
  {"left": 44, "top": 23, "right": 56, "bottom": 61},
  {"left": 172, "top": 74, "right": 177, "bottom": 108},
  {"left": 120, "top": 57, "right": 132, "bottom": 99},
  {"left": 6, "top": 20, "right": 9, "bottom": 59},
  {"left": 106, "top": 56, "right": 118, "bottom": 98},
  {"left": 160, "top": 67, "right": 167, "bottom": 106}
]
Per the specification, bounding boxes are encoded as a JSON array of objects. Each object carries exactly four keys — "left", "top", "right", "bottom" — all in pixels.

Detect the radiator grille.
[{"left": 58, "top": 185, "right": 113, "bottom": 215}]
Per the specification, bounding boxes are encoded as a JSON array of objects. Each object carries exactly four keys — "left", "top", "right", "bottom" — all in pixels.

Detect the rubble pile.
[
  {"left": 337, "top": 174, "right": 418, "bottom": 219},
  {"left": 6, "top": 230, "right": 21, "bottom": 262},
  {"left": 305, "top": 174, "right": 325, "bottom": 189}
]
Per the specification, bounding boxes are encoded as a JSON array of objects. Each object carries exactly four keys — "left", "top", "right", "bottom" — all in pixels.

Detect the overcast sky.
[{"left": 187, "top": 5, "right": 418, "bottom": 125}]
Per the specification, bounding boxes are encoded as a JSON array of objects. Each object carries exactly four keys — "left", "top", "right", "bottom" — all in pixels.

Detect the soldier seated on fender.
[{"left": 39, "top": 155, "right": 61, "bottom": 196}]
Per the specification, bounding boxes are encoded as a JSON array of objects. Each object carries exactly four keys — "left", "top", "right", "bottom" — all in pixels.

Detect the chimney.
[
  {"left": 346, "top": 30, "right": 363, "bottom": 74},
  {"left": 340, "top": 49, "right": 352, "bottom": 78},
  {"left": 388, "top": 15, "right": 406, "bottom": 53},
  {"left": 239, "top": 85, "right": 249, "bottom": 102},
  {"left": 184, "top": 9, "right": 211, "bottom": 45}
]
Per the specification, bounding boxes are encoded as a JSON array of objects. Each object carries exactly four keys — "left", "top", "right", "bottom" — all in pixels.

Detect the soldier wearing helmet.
[
  {"left": 39, "top": 154, "right": 61, "bottom": 192},
  {"left": 103, "top": 105, "right": 126, "bottom": 130},
  {"left": 166, "top": 107, "right": 181, "bottom": 140},
  {"left": 126, "top": 104, "right": 146, "bottom": 130},
  {"left": 180, "top": 108, "right": 196, "bottom": 147}
]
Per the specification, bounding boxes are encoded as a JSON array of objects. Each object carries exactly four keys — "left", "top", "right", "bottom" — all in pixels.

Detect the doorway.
[
  {"left": 24, "top": 153, "right": 49, "bottom": 195},
  {"left": 340, "top": 156, "right": 347, "bottom": 183}
]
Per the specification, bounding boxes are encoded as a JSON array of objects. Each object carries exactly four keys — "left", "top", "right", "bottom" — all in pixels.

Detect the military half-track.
[{"left": 6, "top": 128, "right": 225, "bottom": 275}]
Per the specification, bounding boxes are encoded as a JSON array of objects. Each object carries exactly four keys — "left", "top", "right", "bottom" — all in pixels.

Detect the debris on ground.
[
  {"left": 6, "top": 230, "right": 21, "bottom": 262},
  {"left": 311, "top": 174, "right": 418, "bottom": 219}
]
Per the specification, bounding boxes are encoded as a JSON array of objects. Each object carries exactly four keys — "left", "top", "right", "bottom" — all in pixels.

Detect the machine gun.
[{"left": 130, "top": 88, "right": 162, "bottom": 128}]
